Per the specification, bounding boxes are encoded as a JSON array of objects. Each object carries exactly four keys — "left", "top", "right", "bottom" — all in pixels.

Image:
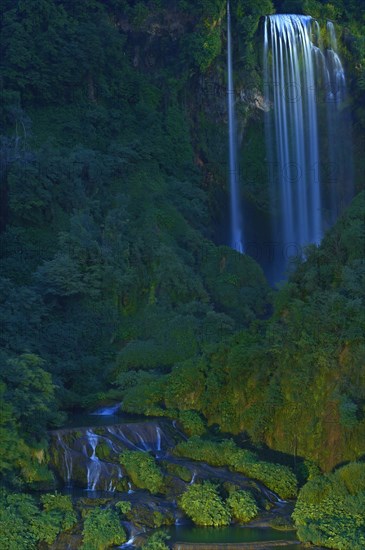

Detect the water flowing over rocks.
[{"left": 50, "top": 419, "right": 177, "bottom": 491}]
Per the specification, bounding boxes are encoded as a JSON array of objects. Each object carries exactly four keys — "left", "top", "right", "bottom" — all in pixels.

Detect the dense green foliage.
[
  {"left": 179, "top": 482, "right": 231, "bottom": 526},
  {"left": 142, "top": 531, "right": 170, "bottom": 550},
  {"left": 0, "top": 491, "right": 77, "bottom": 549},
  {"left": 115, "top": 499, "right": 132, "bottom": 516},
  {"left": 293, "top": 462, "right": 365, "bottom": 549},
  {"left": 178, "top": 482, "right": 259, "bottom": 526},
  {"left": 119, "top": 451, "right": 164, "bottom": 493},
  {"left": 226, "top": 490, "right": 258, "bottom": 523},
  {"left": 0, "top": 0, "right": 364, "bottom": 547},
  {"left": 81, "top": 507, "right": 127, "bottom": 550},
  {"left": 174, "top": 437, "right": 298, "bottom": 498}
]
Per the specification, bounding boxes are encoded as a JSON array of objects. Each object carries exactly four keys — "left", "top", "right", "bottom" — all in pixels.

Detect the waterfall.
[
  {"left": 51, "top": 420, "right": 175, "bottom": 490},
  {"left": 56, "top": 433, "right": 73, "bottom": 485},
  {"left": 263, "top": 15, "right": 352, "bottom": 279},
  {"left": 189, "top": 472, "right": 197, "bottom": 485},
  {"left": 324, "top": 21, "right": 353, "bottom": 225},
  {"left": 118, "top": 537, "right": 135, "bottom": 549},
  {"left": 227, "top": 1, "right": 244, "bottom": 253},
  {"left": 107, "top": 426, "right": 141, "bottom": 451},
  {"left": 86, "top": 429, "right": 102, "bottom": 491},
  {"left": 156, "top": 426, "right": 162, "bottom": 452}
]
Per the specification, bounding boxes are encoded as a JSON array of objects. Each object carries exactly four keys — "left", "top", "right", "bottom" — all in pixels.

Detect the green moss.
[
  {"left": 162, "top": 461, "right": 193, "bottom": 483},
  {"left": 178, "top": 410, "right": 207, "bottom": 436},
  {"left": 174, "top": 437, "right": 297, "bottom": 499},
  {"left": 119, "top": 451, "right": 164, "bottom": 494}
]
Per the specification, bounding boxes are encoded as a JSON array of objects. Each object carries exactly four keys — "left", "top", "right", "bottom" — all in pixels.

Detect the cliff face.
[{"left": 1, "top": 0, "right": 364, "bottom": 480}]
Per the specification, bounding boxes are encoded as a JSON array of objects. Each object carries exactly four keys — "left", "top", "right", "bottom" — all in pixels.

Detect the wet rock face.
[{"left": 50, "top": 420, "right": 178, "bottom": 491}]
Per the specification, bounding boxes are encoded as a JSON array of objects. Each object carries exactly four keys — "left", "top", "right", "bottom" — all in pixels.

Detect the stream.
[{"left": 50, "top": 407, "right": 303, "bottom": 549}]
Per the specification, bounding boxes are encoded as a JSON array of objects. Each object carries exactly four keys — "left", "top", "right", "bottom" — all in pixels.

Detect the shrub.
[
  {"left": 119, "top": 451, "right": 164, "bottom": 493},
  {"left": 179, "top": 482, "right": 231, "bottom": 526},
  {"left": 0, "top": 492, "right": 38, "bottom": 550},
  {"left": 173, "top": 437, "right": 297, "bottom": 499},
  {"left": 142, "top": 530, "right": 170, "bottom": 550},
  {"left": 162, "top": 461, "right": 193, "bottom": 483},
  {"left": 231, "top": 459, "right": 298, "bottom": 500},
  {"left": 115, "top": 500, "right": 132, "bottom": 516},
  {"left": 336, "top": 462, "right": 365, "bottom": 495},
  {"left": 178, "top": 410, "right": 206, "bottom": 436},
  {"left": 81, "top": 508, "right": 126, "bottom": 550},
  {"left": 226, "top": 490, "right": 258, "bottom": 523},
  {"left": 40, "top": 493, "right": 77, "bottom": 531},
  {"left": 293, "top": 463, "right": 365, "bottom": 550},
  {"left": 173, "top": 437, "right": 250, "bottom": 467},
  {"left": 0, "top": 491, "right": 77, "bottom": 548}
]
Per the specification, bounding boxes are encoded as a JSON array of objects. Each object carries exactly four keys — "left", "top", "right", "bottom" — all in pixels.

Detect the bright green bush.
[
  {"left": 293, "top": 463, "right": 365, "bottom": 550},
  {"left": 0, "top": 492, "right": 38, "bottom": 550},
  {"left": 337, "top": 462, "right": 365, "bottom": 495},
  {"left": 142, "top": 530, "right": 170, "bottom": 550},
  {"left": 115, "top": 500, "right": 132, "bottom": 516},
  {"left": 81, "top": 508, "right": 127, "bottom": 550},
  {"left": 119, "top": 451, "right": 164, "bottom": 494},
  {"left": 162, "top": 461, "right": 193, "bottom": 483},
  {"left": 226, "top": 490, "right": 258, "bottom": 523},
  {"left": 0, "top": 490, "right": 77, "bottom": 549},
  {"left": 178, "top": 410, "right": 206, "bottom": 436},
  {"left": 173, "top": 437, "right": 250, "bottom": 466},
  {"left": 231, "top": 459, "right": 298, "bottom": 500},
  {"left": 40, "top": 493, "right": 77, "bottom": 531},
  {"left": 179, "top": 482, "right": 231, "bottom": 526},
  {"left": 173, "top": 437, "right": 297, "bottom": 498}
]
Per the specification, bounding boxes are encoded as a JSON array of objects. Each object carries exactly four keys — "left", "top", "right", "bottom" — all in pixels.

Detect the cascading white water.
[
  {"left": 86, "top": 429, "right": 102, "bottom": 491},
  {"left": 118, "top": 537, "right": 135, "bottom": 549},
  {"left": 227, "top": 1, "right": 244, "bottom": 253},
  {"left": 156, "top": 426, "right": 162, "bottom": 452},
  {"left": 107, "top": 426, "right": 141, "bottom": 450},
  {"left": 264, "top": 15, "right": 322, "bottom": 251},
  {"left": 189, "top": 472, "right": 197, "bottom": 485},
  {"left": 324, "top": 21, "right": 353, "bottom": 225},
  {"left": 264, "top": 15, "right": 352, "bottom": 278},
  {"left": 91, "top": 403, "right": 121, "bottom": 416},
  {"left": 56, "top": 433, "right": 73, "bottom": 485}
]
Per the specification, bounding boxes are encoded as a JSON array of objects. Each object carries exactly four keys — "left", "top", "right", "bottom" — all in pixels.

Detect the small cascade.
[
  {"left": 172, "top": 420, "right": 187, "bottom": 440},
  {"left": 135, "top": 432, "right": 150, "bottom": 451},
  {"left": 56, "top": 433, "right": 73, "bottom": 485},
  {"left": 86, "top": 429, "right": 102, "bottom": 491},
  {"left": 107, "top": 422, "right": 171, "bottom": 454},
  {"left": 107, "top": 426, "right": 141, "bottom": 451},
  {"left": 327, "top": 21, "right": 337, "bottom": 51},
  {"left": 127, "top": 481, "right": 134, "bottom": 494},
  {"left": 51, "top": 420, "right": 176, "bottom": 491},
  {"left": 260, "top": 486, "right": 285, "bottom": 505},
  {"left": 189, "top": 472, "right": 197, "bottom": 485},
  {"left": 324, "top": 21, "right": 353, "bottom": 226},
  {"left": 118, "top": 537, "right": 135, "bottom": 549},
  {"left": 227, "top": 1, "right": 244, "bottom": 253},
  {"left": 156, "top": 426, "right": 162, "bottom": 452},
  {"left": 91, "top": 403, "right": 121, "bottom": 416}
]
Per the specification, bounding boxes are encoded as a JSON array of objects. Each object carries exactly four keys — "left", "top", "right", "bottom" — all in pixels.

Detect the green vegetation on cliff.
[
  {"left": 0, "top": 0, "right": 364, "bottom": 548},
  {"left": 173, "top": 437, "right": 298, "bottom": 498},
  {"left": 119, "top": 450, "right": 164, "bottom": 493},
  {"left": 293, "top": 463, "right": 365, "bottom": 549}
]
